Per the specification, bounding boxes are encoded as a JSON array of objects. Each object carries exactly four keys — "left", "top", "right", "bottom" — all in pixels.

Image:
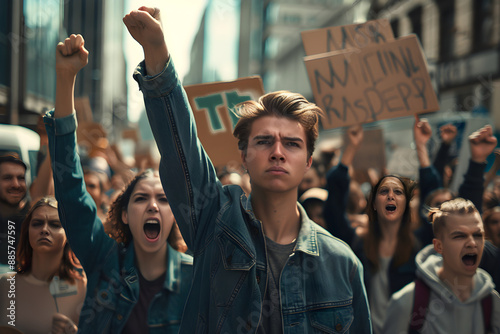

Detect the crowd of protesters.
[{"left": 0, "top": 5, "right": 500, "bottom": 333}]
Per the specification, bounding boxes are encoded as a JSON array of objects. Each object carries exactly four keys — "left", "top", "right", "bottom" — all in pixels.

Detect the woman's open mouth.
[
  {"left": 144, "top": 220, "right": 161, "bottom": 241},
  {"left": 386, "top": 204, "right": 396, "bottom": 212}
]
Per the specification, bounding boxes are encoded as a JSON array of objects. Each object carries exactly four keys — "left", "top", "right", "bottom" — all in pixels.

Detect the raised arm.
[
  {"left": 484, "top": 149, "right": 500, "bottom": 189},
  {"left": 125, "top": 7, "right": 221, "bottom": 251},
  {"left": 323, "top": 125, "right": 363, "bottom": 245},
  {"left": 433, "top": 123, "right": 457, "bottom": 180},
  {"left": 413, "top": 115, "right": 432, "bottom": 168},
  {"left": 459, "top": 125, "right": 498, "bottom": 213},
  {"left": 30, "top": 36, "right": 88, "bottom": 202},
  {"left": 340, "top": 125, "right": 364, "bottom": 167},
  {"left": 469, "top": 125, "right": 497, "bottom": 165},
  {"left": 54, "top": 34, "right": 88, "bottom": 118},
  {"left": 29, "top": 151, "right": 54, "bottom": 203},
  {"left": 413, "top": 116, "right": 442, "bottom": 208},
  {"left": 45, "top": 35, "right": 114, "bottom": 270},
  {"left": 123, "top": 6, "right": 169, "bottom": 76}
]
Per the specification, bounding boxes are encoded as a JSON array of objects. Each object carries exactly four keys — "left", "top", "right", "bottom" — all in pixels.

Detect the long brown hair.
[
  {"left": 104, "top": 170, "right": 188, "bottom": 252},
  {"left": 364, "top": 175, "right": 416, "bottom": 271},
  {"left": 105, "top": 171, "right": 149, "bottom": 244},
  {"left": 17, "top": 197, "right": 83, "bottom": 284}
]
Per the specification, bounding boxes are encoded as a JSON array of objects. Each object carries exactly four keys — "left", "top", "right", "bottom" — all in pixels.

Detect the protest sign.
[
  {"left": 301, "top": 19, "right": 394, "bottom": 56},
  {"left": 304, "top": 34, "right": 439, "bottom": 129},
  {"left": 184, "top": 77, "right": 265, "bottom": 167}
]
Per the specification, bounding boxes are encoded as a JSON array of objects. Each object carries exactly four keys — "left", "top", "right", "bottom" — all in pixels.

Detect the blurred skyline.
[{"left": 125, "top": 0, "right": 208, "bottom": 122}]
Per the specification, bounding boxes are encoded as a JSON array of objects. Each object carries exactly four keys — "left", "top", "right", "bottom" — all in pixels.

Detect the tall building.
[
  {"left": 0, "top": 0, "right": 62, "bottom": 127},
  {"left": 184, "top": 0, "right": 370, "bottom": 99},
  {"left": 369, "top": 0, "right": 500, "bottom": 128},
  {"left": 0, "top": 0, "right": 127, "bottom": 137},
  {"left": 262, "top": 0, "right": 370, "bottom": 99},
  {"left": 184, "top": 0, "right": 243, "bottom": 85},
  {"left": 366, "top": 0, "right": 500, "bottom": 187},
  {"left": 63, "top": 0, "right": 128, "bottom": 137}
]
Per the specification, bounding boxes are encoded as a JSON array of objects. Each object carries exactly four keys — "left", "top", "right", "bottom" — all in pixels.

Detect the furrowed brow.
[
  {"left": 283, "top": 136, "right": 304, "bottom": 143},
  {"left": 252, "top": 135, "right": 273, "bottom": 141}
]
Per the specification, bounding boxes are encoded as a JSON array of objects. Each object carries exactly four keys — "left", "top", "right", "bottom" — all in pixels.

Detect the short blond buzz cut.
[{"left": 429, "top": 197, "right": 480, "bottom": 238}]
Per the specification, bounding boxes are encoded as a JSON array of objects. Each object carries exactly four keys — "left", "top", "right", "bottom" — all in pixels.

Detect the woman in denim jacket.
[
  {"left": 124, "top": 7, "right": 371, "bottom": 333},
  {"left": 44, "top": 34, "right": 193, "bottom": 333}
]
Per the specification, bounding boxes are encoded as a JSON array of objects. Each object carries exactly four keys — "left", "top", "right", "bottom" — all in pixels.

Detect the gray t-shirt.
[{"left": 257, "top": 237, "right": 296, "bottom": 334}]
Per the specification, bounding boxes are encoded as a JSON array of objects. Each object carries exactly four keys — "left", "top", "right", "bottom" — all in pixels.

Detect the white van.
[{"left": 0, "top": 124, "right": 40, "bottom": 186}]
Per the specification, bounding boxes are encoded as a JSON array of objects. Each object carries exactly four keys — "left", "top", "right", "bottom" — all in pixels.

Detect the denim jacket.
[
  {"left": 44, "top": 111, "right": 193, "bottom": 333},
  {"left": 133, "top": 58, "right": 372, "bottom": 334}
]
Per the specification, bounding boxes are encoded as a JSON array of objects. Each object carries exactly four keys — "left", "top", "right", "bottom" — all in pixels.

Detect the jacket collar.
[
  {"left": 240, "top": 194, "right": 320, "bottom": 256},
  {"left": 164, "top": 244, "right": 183, "bottom": 293},
  {"left": 122, "top": 242, "right": 184, "bottom": 293},
  {"left": 294, "top": 203, "right": 320, "bottom": 256}
]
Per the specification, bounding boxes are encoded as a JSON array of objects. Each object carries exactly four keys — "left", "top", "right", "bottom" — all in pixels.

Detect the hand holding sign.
[{"left": 49, "top": 276, "right": 78, "bottom": 313}]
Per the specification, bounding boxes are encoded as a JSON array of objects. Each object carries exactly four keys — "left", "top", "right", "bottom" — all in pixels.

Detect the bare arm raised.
[
  {"left": 413, "top": 115, "right": 432, "bottom": 168},
  {"left": 55, "top": 34, "right": 88, "bottom": 119},
  {"left": 123, "top": 6, "right": 169, "bottom": 76},
  {"left": 469, "top": 125, "right": 498, "bottom": 164},
  {"left": 340, "top": 125, "right": 364, "bottom": 167}
]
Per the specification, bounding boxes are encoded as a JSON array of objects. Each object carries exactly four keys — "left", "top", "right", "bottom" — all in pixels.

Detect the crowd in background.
[
  {"left": 2, "top": 109, "right": 499, "bottom": 333},
  {"left": 0, "top": 6, "right": 500, "bottom": 334}
]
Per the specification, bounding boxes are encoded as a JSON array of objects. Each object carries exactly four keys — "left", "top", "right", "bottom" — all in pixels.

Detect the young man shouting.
[{"left": 383, "top": 198, "right": 500, "bottom": 333}]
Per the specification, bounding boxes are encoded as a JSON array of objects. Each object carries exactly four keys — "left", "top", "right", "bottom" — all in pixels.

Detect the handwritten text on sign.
[
  {"left": 184, "top": 77, "right": 265, "bottom": 167},
  {"left": 301, "top": 19, "right": 394, "bottom": 55},
  {"left": 304, "top": 35, "right": 439, "bottom": 129}
]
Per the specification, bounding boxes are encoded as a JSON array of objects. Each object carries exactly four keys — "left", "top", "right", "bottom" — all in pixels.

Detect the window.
[
  {"left": 24, "top": 0, "right": 61, "bottom": 102},
  {"left": 438, "top": 0, "right": 455, "bottom": 61},
  {"left": 0, "top": 0, "right": 12, "bottom": 87},
  {"left": 473, "top": 0, "right": 494, "bottom": 50},
  {"left": 408, "top": 6, "right": 422, "bottom": 43},
  {"left": 390, "top": 18, "right": 399, "bottom": 38}
]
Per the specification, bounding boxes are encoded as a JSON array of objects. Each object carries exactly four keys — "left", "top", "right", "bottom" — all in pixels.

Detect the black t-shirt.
[{"left": 122, "top": 270, "right": 166, "bottom": 334}]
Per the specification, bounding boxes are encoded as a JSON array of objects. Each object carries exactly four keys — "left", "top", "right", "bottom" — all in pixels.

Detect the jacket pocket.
[
  {"left": 308, "top": 305, "right": 353, "bottom": 334},
  {"left": 212, "top": 232, "right": 256, "bottom": 307},
  {"left": 216, "top": 231, "right": 255, "bottom": 271}
]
